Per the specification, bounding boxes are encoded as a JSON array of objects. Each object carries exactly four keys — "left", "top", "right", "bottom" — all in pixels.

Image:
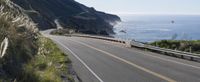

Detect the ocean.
[{"left": 113, "top": 14, "right": 200, "bottom": 42}]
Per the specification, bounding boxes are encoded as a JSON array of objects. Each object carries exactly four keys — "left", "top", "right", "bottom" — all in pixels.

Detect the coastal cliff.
[{"left": 11, "top": 0, "right": 121, "bottom": 35}]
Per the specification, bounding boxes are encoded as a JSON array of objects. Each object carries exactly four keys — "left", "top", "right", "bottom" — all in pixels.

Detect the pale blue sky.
[{"left": 75, "top": 0, "right": 200, "bottom": 15}]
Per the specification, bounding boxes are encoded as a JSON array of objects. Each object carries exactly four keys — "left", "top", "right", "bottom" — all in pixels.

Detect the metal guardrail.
[
  {"left": 131, "top": 41, "right": 200, "bottom": 62},
  {"left": 66, "top": 34, "right": 126, "bottom": 43},
  {"left": 66, "top": 34, "right": 200, "bottom": 62}
]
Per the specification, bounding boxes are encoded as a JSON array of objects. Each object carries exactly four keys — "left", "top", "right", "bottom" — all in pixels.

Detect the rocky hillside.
[
  {"left": 0, "top": 0, "right": 73, "bottom": 81},
  {"left": 11, "top": 0, "right": 121, "bottom": 35}
]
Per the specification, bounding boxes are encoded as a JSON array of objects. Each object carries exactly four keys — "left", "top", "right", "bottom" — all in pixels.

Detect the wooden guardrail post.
[{"left": 125, "top": 40, "right": 131, "bottom": 48}]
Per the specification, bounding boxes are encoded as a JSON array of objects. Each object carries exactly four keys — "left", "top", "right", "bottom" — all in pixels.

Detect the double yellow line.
[{"left": 70, "top": 39, "right": 176, "bottom": 82}]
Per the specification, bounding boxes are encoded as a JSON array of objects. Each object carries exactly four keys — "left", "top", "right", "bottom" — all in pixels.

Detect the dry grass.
[
  {"left": 0, "top": 0, "right": 73, "bottom": 82},
  {"left": 0, "top": 0, "right": 38, "bottom": 81}
]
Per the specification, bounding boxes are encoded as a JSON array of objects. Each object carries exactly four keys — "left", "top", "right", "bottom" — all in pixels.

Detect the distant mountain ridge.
[{"left": 11, "top": 0, "right": 121, "bottom": 35}]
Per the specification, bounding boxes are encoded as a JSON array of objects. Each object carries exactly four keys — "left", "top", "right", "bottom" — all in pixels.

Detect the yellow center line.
[
  {"left": 70, "top": 39, "right": 176, "bottom": 82},
  {"left": 87, "top": 37, "right": 200, "bottom": 70}
]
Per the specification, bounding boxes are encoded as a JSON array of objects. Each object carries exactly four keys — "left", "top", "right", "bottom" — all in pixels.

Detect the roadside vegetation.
[
  {"left": 23, "top": 37, "right": 73, "bottom": 82},
  {"left": 0, "top": 0, "right": 74, "bottom": 81},
  {"left": 150, "top": 40, "right": 200, "bottom": 54}
]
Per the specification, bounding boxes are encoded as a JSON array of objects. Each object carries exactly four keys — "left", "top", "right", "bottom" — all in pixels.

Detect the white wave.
[{"left": 143, "top": 28, "right": 171, "bottom": 32}]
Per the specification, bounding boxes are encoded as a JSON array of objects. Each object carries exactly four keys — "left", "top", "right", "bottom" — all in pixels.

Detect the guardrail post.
[
  {"left": 125, "top": 40, "right": 131, "bottom": 48},
  {"left": 191, "top": 57, "right": 194, "bottom": 61},
  {"left": 181, "top": 55, "right": 184, "bottom": 59}
]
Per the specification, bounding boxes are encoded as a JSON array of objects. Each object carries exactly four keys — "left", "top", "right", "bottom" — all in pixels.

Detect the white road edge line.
[{"left": 53, "top": 39, "right": 104, "bottom": 82}]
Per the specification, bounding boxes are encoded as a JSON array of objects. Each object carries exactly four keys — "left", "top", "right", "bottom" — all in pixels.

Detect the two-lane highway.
[{"left": 47, "top": 35, "right": 200, "bottom": 82}]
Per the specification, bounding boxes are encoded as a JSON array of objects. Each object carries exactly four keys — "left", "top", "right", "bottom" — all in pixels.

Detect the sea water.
[{"left": 113, "top": 14, "right": 200, "bottom": 42}]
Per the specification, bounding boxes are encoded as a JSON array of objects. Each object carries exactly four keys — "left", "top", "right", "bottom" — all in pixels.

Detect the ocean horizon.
[{"left": 113, "top": 14, "right": 200, "bottom": 42}]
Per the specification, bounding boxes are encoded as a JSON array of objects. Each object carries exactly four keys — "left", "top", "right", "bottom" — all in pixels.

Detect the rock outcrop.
[{"left": 11, "top": 0, "right": 121, "bottom": 35}]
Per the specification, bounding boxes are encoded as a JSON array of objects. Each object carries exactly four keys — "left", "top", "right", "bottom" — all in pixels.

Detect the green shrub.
[{"left": 150, "top": 40, "right": 200, "bottom": 54}]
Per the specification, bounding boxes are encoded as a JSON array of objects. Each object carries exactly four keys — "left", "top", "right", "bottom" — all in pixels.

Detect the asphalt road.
[{"left": 46, "top": 34, "right": 200, "bottom": 82}]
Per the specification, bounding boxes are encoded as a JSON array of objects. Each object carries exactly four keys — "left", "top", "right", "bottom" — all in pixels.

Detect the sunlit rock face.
[{"left": 11, "top": 0, "right": 121, "bottom": 35}]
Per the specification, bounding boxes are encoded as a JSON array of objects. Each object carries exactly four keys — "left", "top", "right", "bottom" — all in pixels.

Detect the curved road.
[{"left": 46, "top": 34, "right": 200, "bottom": 82}]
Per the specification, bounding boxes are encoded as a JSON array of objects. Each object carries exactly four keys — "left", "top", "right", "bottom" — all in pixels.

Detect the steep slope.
[
  {"left": 11, "top": 0, "right": 121, "bottom": 35},
  {"left": 0, "top": 0, "right": 74, "bottom": 81},
  {"left": 0, "top": 0, "right": 38, "bottom": 81}
]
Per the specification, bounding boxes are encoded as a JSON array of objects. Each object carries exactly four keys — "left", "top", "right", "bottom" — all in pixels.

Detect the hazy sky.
[{"left": 75, "top": 0, "right": 200, "bottom": 15}]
